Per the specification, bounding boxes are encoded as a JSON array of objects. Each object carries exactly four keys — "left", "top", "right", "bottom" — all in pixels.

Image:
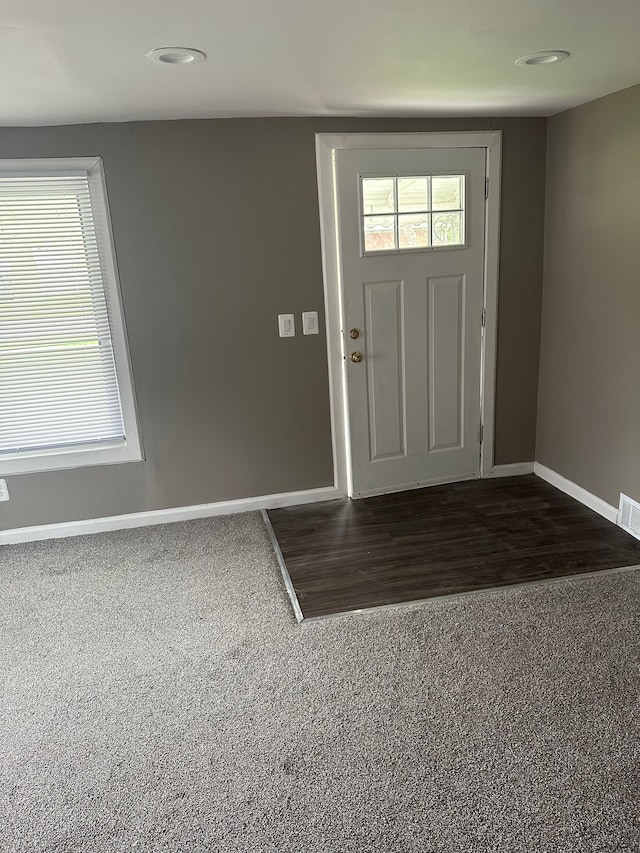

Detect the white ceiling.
[{"left": 2, "top": 0, "right": 640, "bottom": 126}]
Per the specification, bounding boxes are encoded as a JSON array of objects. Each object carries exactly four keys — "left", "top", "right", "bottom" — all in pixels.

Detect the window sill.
[{"left": 0, "top": 441, "right": 144, "bottom": 476}]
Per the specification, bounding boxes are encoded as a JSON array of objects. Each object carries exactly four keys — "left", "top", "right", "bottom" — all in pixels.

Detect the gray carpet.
[{"left": 1, "top": 514, "right": 639, "bottom": 852}]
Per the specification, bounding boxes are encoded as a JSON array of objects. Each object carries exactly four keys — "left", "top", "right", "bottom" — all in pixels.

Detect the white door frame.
[{"left": 316, "top": 131, "right": 502, "bottom": 498}]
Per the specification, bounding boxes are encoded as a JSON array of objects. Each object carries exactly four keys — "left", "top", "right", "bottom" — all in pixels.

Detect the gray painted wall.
[
  {"left": 0, "top": 116, "right": 546, "bottom": 531},
  {"left": 537, "top": 84, "right": 640, "bottom": 507}
]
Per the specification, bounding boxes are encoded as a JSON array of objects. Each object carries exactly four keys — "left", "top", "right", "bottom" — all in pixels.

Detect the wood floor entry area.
[{"left": 265, "top": 476, "right": 640, "bottom": 620}]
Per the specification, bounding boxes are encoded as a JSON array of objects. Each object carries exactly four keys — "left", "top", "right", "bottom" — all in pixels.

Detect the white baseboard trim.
[
  {"left": 533, "top": 463, "right": 618, "bottom": 524},
  {"left": 2, "top": 465, "right": 621, "bottom": 545},
  {"left": 0, "top": 486, "right": 342, "bottom": 546},
  {"left": 484, "top": 462, "right": 535, "bottom": 478}
]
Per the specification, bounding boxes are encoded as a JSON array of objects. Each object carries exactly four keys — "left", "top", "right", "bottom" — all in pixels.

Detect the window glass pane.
[
  {"left": 361, "top": 174, "right": 466, "bottom": 253},
  {"left": 362, "top": 178, "right": 394, "bottom": 215},
  {"left": 398, "top": 214, "right": 431, "bottom": 249},
  {"left": 398, "top": 177, "right": 429, "bottom": 212},
  {"left": 363, "top": 215, "right": 395, "bottom": 251},
  {"left": 0, "top": 173, "right": 127, "bottom": 457},
  {"left": 432, "top": 212, "right": 464, "bottom": 246},
  {"left": 432, "top": 175, "right": 464, "bottom": 211}
]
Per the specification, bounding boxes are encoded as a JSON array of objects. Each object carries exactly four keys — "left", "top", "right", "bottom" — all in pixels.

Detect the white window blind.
[{"left": 0, "top": 161, "right": 141, "bottom": 474}]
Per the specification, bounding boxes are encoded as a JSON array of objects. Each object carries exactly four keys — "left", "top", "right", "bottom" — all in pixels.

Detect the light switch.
[
  {"left": 302, "top": 311, "right": 319, "bottom": 335},
  {"left": 278, "top": 313, "right": 295, "bottom": 337}
]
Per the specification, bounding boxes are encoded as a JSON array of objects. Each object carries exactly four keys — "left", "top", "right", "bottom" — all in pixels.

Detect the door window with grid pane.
[
  {"left": 0, "top": 158, "right": 141, "bottom": 475},
  {"left": 361, "top": 174, "right": 466, "bottom": 253}
]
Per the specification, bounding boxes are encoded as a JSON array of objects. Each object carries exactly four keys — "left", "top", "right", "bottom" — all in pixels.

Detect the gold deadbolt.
[
  {"left": 350, "top": 351, "right": 363, "bottom": 363},
  {"left": 349, "top": 328, "right": 360, "bottom": 339}
]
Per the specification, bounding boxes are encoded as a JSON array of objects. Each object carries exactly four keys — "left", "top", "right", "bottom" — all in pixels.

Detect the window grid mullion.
[{"left": 393, "top": 177, "right": 399, "bottom": 251}]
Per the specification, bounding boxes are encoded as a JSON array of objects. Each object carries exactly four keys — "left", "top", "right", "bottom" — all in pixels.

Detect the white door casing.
[{"left": 315, "top": 132, "right": 502, "bottom": 499}]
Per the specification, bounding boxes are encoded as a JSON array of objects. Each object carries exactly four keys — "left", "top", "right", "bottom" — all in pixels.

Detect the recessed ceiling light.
[
  {"left": 515, "top": 50, "right": 570, "bottom": 67},
  {"left": 146, "top": 47, "right": 206, "bottom": 65}
]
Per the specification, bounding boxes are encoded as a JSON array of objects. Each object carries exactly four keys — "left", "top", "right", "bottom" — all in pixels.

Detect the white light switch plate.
[
  {"left": 278, "top": 313, "right": 295, "bottom": 337},
  {"left": 0, "top": 479, "right": 9, "bottom": 501},
  {"left": 302, "top": 311, "right": 319, "bottom": 335}
]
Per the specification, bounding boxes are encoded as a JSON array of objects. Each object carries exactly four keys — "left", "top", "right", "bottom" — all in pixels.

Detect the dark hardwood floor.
[{"left": 266, "top": 475, "right": 640, "bottom": 620}]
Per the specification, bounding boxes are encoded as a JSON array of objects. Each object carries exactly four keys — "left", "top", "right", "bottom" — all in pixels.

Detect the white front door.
[{"left": 336, "top": 146, "right": 486, "bottom": 498}]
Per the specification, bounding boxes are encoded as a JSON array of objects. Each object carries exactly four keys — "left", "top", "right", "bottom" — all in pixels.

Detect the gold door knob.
[{"left": 350, "top": 351, "right": 363, "bottom": 363}]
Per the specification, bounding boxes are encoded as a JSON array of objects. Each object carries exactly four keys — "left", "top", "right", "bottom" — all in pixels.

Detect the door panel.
[
  {"left": 364, "top": 279, "right": 406, "bottom": 461},
  {"left": 336, "top": 147, "right": 486, "bottom": 498},
  {"left": 428, "top": 274, "right": 464, "bottom": 452}
]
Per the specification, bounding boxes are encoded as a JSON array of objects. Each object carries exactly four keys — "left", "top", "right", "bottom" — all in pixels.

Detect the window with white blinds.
[{"left": 0, "top": 158, "right": 141, "bottom": 475}]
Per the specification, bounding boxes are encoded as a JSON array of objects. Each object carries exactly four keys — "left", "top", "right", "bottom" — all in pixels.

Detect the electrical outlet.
[{"left": 0, "top": 479, "right": 9, "bottom": 501}]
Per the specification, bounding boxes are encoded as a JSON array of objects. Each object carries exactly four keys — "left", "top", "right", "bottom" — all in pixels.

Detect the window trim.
[{"left": 0, "top": 156, "right": 143, "bottom": 475}]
